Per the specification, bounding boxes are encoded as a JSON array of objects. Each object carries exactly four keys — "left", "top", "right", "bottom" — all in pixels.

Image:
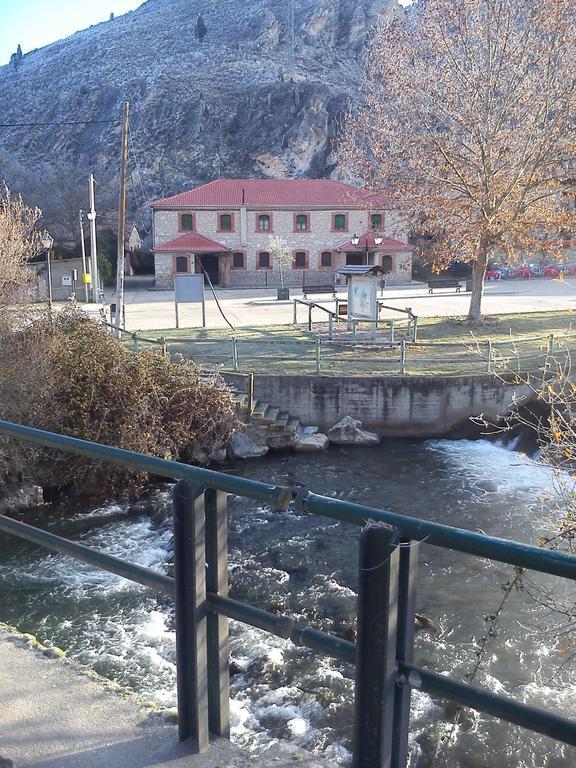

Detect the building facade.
[{"left": 151, "top": 179, "right": 413, "bottom": 288}]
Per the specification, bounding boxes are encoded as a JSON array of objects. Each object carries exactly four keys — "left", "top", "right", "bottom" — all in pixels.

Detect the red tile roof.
[
  {"left": 154, "top": 232, "right": 231, "bottom": 253},
  {"left": 337, "top": 233, "right": 411, "bottom": 251},
  {"left": 152, "top": 179, "right": 391, "bottom": 209}
]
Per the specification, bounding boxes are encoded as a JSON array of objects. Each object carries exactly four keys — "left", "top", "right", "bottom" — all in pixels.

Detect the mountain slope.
[{"left": 0, "top": 0, "right": 402, "bottom": 234}]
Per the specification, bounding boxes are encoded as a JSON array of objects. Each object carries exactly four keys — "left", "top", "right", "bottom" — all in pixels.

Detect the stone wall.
[
  {"left": 153, "top": 207, "right": 412, "bottom": 288},
  {"left": 223, "top": 372, "right": 535, "bottom": 437}
]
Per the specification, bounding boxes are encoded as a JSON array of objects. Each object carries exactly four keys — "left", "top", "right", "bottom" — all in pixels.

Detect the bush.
[{"left": 0, "top": 310, "right": 237, "bottom": 501}]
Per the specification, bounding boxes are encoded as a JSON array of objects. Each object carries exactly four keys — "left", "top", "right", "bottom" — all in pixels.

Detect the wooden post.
[
  {"left": 159, "top": 336, "right": 167, "bottom": 358},
  {"left": 412, "top": 315, "right": 418, "bottom": 342},
  {"left": 400, "top": 340, "right": 406, "bottom": 374},
  {"left": 247, "top": 372, "right": 254, "bottom": 415},
  {"left": 204, "top": 488, "right": 230, "bottom": 738},
  {"left": 390, "top": 319, "right": 395, "bottom": 344},
  {"left": 172, "top": 481, "right": 210, "bottom": 751},
  {"left": 487, "top": 339, "right": 492, "bottom": 373},
  {"left": 232, "top": 338, "right": 239, "bottom": 371},
  {"left": 328, "top": 313, "right": 333, "bottom": 340},
  {"left": 315, "top": 337, "right": 321, "bottom": 374},
  {"left": 293, "top": 300, "right": 297, "bottom": 324}
]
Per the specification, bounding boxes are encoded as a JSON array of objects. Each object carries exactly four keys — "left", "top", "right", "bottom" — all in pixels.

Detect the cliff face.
[{"left": 0, "top": 0, "right": 403, "bottom": 234}]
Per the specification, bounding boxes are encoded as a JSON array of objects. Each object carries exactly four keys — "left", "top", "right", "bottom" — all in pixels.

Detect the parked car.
[{"left": 543, "top": 266, "right": 561, "bottom": 279}]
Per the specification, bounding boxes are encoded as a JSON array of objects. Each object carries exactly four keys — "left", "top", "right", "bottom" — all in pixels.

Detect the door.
[{"left": 195, "top": 254, "right": 220, "bottom": 285}]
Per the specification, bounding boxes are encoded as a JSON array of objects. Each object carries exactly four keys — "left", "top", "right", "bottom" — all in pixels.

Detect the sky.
[{"left": 0, "top": 0, "right": 145, "bottom": 65}]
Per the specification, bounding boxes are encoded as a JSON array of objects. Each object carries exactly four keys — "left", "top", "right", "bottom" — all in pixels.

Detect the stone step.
[
  {"left": 257, "top": 405, "right": 280, "bottom": 425},
  {"left": 269, "top": 412, "right": 290, "bottom": 432},
  {"left": 287, "top": 417, "right": 301, "bottom": 434},
  {"left": 251, "top": 401, "right": 269, "bottom": 419}
]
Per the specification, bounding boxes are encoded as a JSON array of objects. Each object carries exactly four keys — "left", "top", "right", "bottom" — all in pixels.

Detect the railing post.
[
  {"left": 390, "top": 319, "right": 395, "bottom": 344},
  {"left": 487, "top": 339, "right": 492, "bottom": 373},
  {"left": 293, "top": 299, "right": 297, "bottom": 325},
  {"left": 315, "top": 337, "right": 321, "bottom": 374},
  {"left": 548, "top": 333, "right": 554, "bottom": 354},
  {"left": 308, "top": 304, "right": 312, "bottom": 331},
  {"left": 328, "top": 313, "right": 333, "bottom": 340},
  {"left": 247, "top": 372, "right": 254, "bottom": 415},
  {"left": 412, "top": 315, "right": 418, "bottom": 342},
  {"left": 353, "top": 523, "right": 400, "bottom": 768},
  {"left": 400, "top": 340, "right": 406, "bottom": 375},
  {"left": 232, "top": 338, "right": 239, "bottom": 371},
  {"left": 204, "top": 488, "right": 230, "bottom": 738},
  {"left": 392, "top": 540, "right": 419, "bottom": 767},
  {"left": 172, "top": 480, "right": 210, "bottom": 751},
  {"left": 132, "top": 333, "right": 139, "bottom": 353},
  {"left": 159, "top": 336, "right": 168, "bottom": 358}
]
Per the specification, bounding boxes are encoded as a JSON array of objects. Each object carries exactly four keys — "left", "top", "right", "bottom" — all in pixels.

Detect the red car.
[
  {"left": 543, "top": 267, "right": 561, "bottom": 279},
  {"left": 517, "top": 266, "right": 533, "bottom": 279},
  {"left": 484, "top": 269, "right": 501, "bottom": 280}
]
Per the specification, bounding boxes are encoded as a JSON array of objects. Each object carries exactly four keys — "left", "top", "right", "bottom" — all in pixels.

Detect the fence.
[
  {"left": 102, "top": 319, "right": 576, "bottom": 377},
  {"left": 1, "top": 420, "right": 576, "bottom": 767}
]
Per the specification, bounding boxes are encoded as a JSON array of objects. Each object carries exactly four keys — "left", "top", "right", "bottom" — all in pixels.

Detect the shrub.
[{"left": 0, "top": 310, "right": 237, "bottom": 501}]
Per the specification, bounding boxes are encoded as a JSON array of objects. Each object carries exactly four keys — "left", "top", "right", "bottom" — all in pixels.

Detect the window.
[
  {"left": 333, "top": 213, "right": 347, "bottom": 231},
  {"left": 258, "top": 214, "right": 271, "bottom": 232},
  {"left": 382, "top": 255, "right": 393, "bottom": 272},
  {"left": 231, "top": 251, "right": 245, "bottom": 269},
  {"left": 175, "top": 256, "right": 189, "bottom": 273},
  {"left": 180, "top": 213, "right": 194, "bottom": 231},
  {"left": 371, "top": 213, "right": 383, "bottom": 229},
  {"left": 257, "top": 251, "right": 271, "bottom": 269},
  {"left": 295, "top": 213, "right": 309, "bottom": 231},
  {"left": 219, "top": 213, "right": 233, "bottom": 232},
  {"left": 293, "top": 251, "right": 307, "bottom": 269},
  {"left": 320, "top": 251, "right": 333, "bottom": 268}
]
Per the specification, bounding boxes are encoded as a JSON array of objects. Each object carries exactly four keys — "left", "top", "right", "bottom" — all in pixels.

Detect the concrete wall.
[
  {"left": 223, "top": 372, "right": 535, "bottom": 437},
  {"left": 153, "top": 206, "right": 412, "bottom": 288}
]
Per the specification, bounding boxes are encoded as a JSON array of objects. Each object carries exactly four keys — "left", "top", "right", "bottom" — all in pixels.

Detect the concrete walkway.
[
  {"left": 82, "top": 276, "right": 576, "bottom": 332},
  {"left": 0, "top": 626, "right": 332, "bottom": 768}
]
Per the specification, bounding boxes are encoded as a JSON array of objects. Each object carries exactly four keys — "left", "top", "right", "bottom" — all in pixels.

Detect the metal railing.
[{"left": 1, "top": 420, "right": 576, "bottom": 766}]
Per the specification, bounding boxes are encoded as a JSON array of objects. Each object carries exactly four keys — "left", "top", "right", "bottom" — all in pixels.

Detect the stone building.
[{"left": 151, "top": 179, "right": 412, "bottom": 288}]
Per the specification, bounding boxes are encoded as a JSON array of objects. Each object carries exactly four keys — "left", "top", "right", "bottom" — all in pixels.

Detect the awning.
[{"left": 154, "top": 231, "right": 231, "bottom": 253}]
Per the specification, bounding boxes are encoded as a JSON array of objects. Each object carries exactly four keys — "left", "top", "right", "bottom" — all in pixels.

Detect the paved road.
[
  {"left": 0, "top": 626, "right": 332, "bottom": 768},
  {"left": 108, "top": 277, "right": 576, "bottom": 332}
]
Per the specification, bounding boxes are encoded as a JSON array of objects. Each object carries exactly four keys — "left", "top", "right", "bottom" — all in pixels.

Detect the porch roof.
[{"left": 154, "top": 231, "right": 231, "bottom": 253}]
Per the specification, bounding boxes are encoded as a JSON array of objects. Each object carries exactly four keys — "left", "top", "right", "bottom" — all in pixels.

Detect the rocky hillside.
[{"left": 0, "top": 0, "right": 403, "bottom": 236}]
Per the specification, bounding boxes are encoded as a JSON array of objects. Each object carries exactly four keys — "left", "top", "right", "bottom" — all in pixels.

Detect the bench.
[
  {"left": 427, "top": 278, "right": 461, "bottom": 294},
  {"left": 303, "top": 285, "right": 336, "bottom": 300}
]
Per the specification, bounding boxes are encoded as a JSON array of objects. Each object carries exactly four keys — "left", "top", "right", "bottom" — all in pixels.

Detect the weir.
[{"left": 1, "top": 420, "right": 576, "bottom": 767}]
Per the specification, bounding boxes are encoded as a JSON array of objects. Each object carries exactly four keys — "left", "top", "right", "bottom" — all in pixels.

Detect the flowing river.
[{"left": 0, "top": 438, "right": 575, "bottom": 767}]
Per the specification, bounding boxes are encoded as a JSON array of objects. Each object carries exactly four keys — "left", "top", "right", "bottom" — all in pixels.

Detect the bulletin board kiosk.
[{"left": 337, "top": 265, "right": 386, "bottom": 339}]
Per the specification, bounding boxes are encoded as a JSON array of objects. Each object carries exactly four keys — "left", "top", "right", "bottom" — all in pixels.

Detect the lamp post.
[
  {"left": 350, "top": 233, "right": 384, "bottom": 265},
  {"left": 41, "top": 230, "right": 54, "bottom": 317}
]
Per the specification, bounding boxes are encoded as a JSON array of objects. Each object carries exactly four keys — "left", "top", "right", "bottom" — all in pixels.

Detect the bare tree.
[
  {"left": 341, "top": 0, "right": 576, "bottom": 323},
  {"left": 0, "top": 184, "right": 41, "bottom": 307},
  {"left": 268, "top": 234, "right": 292, "bottom": 290}
]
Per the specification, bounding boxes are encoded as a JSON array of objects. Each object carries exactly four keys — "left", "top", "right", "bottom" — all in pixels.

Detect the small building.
[{"left": 151, "top": 179, "right": 413, "bottom": 288}]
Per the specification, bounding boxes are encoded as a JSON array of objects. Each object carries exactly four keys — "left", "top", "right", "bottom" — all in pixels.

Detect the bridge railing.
[{"left": 1, "top": 420, "right": 576, "bottom": 766}]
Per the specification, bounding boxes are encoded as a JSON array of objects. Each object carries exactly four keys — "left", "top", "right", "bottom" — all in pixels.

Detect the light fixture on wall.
[
  {"left": 351, "top": 234, "right": 360, "bottom": 246},
  {"left": 374, "top": 235, "right": 383, "bottom": 246}
]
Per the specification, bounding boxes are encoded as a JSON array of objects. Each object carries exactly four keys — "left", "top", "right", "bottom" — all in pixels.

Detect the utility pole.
[
  {"left": 79, "top": 210, "right": 89, "bottom": 303},
  {"left": 115, "top": 100, "right": 130, "bottom": 334},
  {"left": 88, "top": 174, "right": 99, "bottom": 303}
]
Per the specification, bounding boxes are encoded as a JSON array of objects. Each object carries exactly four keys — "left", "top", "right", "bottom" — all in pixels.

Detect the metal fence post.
[
  {"left": 392, "top": 540, "right": 419, "bottom": 767},
  {"left": 204, "top": 488, "right": 230, "bottom": 738},
  {"left": 232, "top": 338, "right": 239, "bottom": 371},
  {"left": 315, "top": 337, "right": 321, "bottom": 374},
  {"left": 487, "top": 339, "right": 492, "bottom": 373},
  {"left": 400, "top": 340, "right": 406, "bottom": 375},
  {"left": 412, "top": 315, "right": 418, "bottom": 343},
  {"left": 308, "top": 304, "right": 312, "bottom": 331},
  {"left": 172, "top": 480, "right": 210, "bottom": 751},
  {"left": 390, "top": 319, "right": 395, "bottom": 344},
  {"left": 293, "top": 300, "right": 297, "bottom": 324},
  {"left": 328, "top": 313, "right": 333, "bottom": 340},
  {"left": 353, "top": 523, "right": 400, "bottom": 768}
]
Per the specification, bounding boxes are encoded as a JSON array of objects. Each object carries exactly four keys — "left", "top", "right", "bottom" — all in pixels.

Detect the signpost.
[{"left": 175, "top": 274, "right": 206, "bottom": 329}]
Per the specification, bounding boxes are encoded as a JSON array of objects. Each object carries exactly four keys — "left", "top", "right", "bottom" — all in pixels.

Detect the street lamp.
[{"left": 41, "top": 230, "right": 54, "bottom": 316}]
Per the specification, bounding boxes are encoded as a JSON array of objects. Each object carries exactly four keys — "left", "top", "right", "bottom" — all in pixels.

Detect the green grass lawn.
[{"left": 131, "top": 310, "right": 575, "bottom": 376}]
